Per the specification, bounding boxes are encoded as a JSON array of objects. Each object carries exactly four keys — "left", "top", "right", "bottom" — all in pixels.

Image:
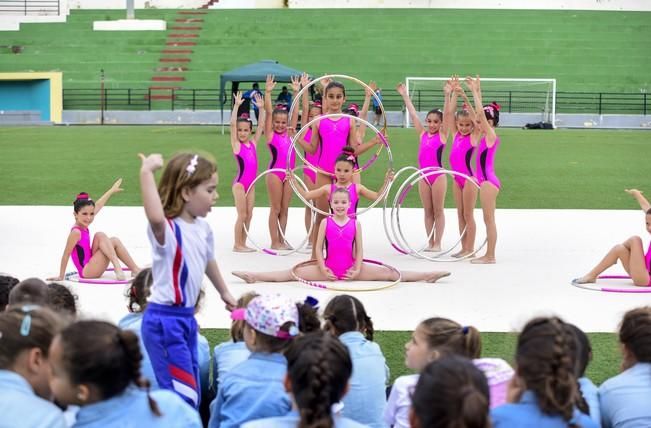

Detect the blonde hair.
[{"left": 158, "top": 153, "right": 217, "bottom": 218}]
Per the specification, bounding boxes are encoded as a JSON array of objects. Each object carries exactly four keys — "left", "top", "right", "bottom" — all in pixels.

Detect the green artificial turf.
[
  {"left": 1, "top": 126, "right": 649, "bottom": 209},
  {"left": 201, "top": 329, "right": 622, "bottom": 385}
]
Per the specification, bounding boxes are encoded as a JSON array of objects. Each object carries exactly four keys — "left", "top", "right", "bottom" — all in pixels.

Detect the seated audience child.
[
  {"left": 7, "top": 277, "right": 48, "bottom": 308},
  {"left": 46, "top": 282, "right": 78, "bottom": 317},
  {"left": 566, "top": 323, "right": 600, "bottom": 425},
  {"left": 0, "top": 274, "right": 19, "bottom": 311}
]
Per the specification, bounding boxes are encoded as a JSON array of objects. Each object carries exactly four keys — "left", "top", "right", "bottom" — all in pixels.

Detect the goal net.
[{"left": 404, "top": 77, "right": 556, "bottom": 128}]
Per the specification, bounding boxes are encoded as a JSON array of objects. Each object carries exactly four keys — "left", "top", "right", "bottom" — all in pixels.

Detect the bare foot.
[
  {"left": 424, "top": 245, "right": 442, "bottom": 252},
  {"left": 233, "top": 246, "right": 256, "bottom": 253},
  {"left": 426, "top": 271, "right": 451, "bottom": 283},
  {"left": 114, "top": 268, "right": 126, "bottom": 281},
  {"left": 452, "top": 250, "right": 473, "bottom": 258},
  {"left": 470, "top": 256, "right": 496, "bottom": 264},
  {"left": 572, "top": 276, "right": 596, "bottom": 285},
  {"left": 232, "top": 271, "right": 257, "bottom": 284}
]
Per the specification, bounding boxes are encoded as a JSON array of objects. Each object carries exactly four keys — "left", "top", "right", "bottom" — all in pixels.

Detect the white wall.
[{"left": 288, "top": 0, "right": 651, "bottom": 11}]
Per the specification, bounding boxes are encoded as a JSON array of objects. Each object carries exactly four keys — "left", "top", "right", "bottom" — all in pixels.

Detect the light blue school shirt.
[
  {"left": 212, "top": 340, "right": 250, "bottom": 391},
  {"left": 599, "top": 362, "right": 651, "bottom": 428},
  {"left": 491, "top": 390, "right": 598, "bottom": 428},
  {"left": 208, "top": 352, "right": 291, "bottom": 428},
  {"left": 242, "top": 410, "right": 369, "bottom": 427},
  {"left": 72, "top": 387, "right": 201, "bottom": 427},
  {"left": 197, "top": 333, "right": 210, "bottom": 400},
  {"left": 579, "top": 376, "right": 601, "bottom": 426},
  {"left": 118, "top": 313, "right": 159, "bottom": 389},
  {"left": 338, "top": 332, "right": 389, "bottom": 428},
  {"left": 0, "top": 370, "right": 66, "bottom": 428}
]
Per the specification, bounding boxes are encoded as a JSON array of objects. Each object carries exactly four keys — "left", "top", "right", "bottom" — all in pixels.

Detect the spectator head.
[
  {"left": 0, "top": 274, "right": 20, "bottom": 311},
  {"left": 126, "top": 268, "right": 152, "bottom": 313},
  {"left": 8, "top": 278, "right": 48, "bottom": 308},
  {"left": 46, "top": 282, "right": 78, "bottom": 317}
]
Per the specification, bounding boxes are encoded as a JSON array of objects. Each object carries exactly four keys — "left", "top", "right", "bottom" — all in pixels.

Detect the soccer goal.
[{"left": 404, "top": 77, "right": 556, "bottom": 128}]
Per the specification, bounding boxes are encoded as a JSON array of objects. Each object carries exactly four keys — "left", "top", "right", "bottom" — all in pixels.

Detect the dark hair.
[
  {"left": 646, "top": 208, "right": 651, "bottom": 215},
  {"left": 324, "top": 81, "right": 346, "bottom": 97},
  {"left": 252, "top": 301, "right": 320, "bottom": 354},
  {"left": 46, "top": 282, "right": 78, "bottom": 316},
  {"left": 426, "top": 108, "right": 443, "bottom": 121},
  {"left": 335, "top": 146, "right": 356, "bottom": 167},
  {"left": 418, "top": 317, "right": 481, "bottom": 359},
  {"left": 252, "top": 83, "right": 259, "bottom": 89},
  {"left": 73, "top": 192, "right": 95, "bottom": 213},
  {"left": 126, "top": 268, "right": 152, "bottom": 313},
  {"left": 566, "top": 323, "right": 591, "bottom": 378},
  {"left": 0, "top": 306, "right": 65, "bottom": 370},
  {"left": 483, "top": 102, "right": 500, "bottom": 126},
  {"left": 516, "top": 317, "right": 583, "bottom": 425},
  {"left": 158, "top": 153, "right": 217, "bottom": 219},
  {"left": 323, "top": 295, "right": 374, "bottom": 341},
  {"left": 0, "top": 274, "right": 20, "bottom": 311},
  {"left": 411, "top": 354, "right": 490, "bottom": 428},
  {"left": 8, "top": 278, "right": 48, "bottom": 307},
  {"left": 236, "top": 116, "right": 253, "bottom": 131},
  {"left": 231, "top": 292, "right": 259, "bottom": 342},
  {"left": 58, "top": 320, "right": 161, "bottom": 415},
  {"left": 619, "top": 306, "right": 651, "bottom": 364},
  {"left": 285, "top": 331, "right": 352, "bottom": 428}
]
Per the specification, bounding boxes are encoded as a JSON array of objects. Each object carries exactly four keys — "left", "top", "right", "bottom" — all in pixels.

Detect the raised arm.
[
  {"left": 288, "top": 74, "right": 303, "bottom": 137},
  {"left": 300, "top": 75, "right": 312, "bottom": 129},
  {"left": 440, "top": 79, "right": 455, "bottom": 142},
  {"left": 315, "top": 219, "right": 336, "bottom": 280},
  {"left": 396, "top": 82, "right": 425, "bottom": 135},
  {"left": 355, "top": 81, "right": 376, "bottom": 142},
  {"left": 49, "top": 229, "right": 81, "bottom": 281},
  {"left": 466, "top": 75, "right": 497, "bottom": 144},
  {"left": 138, "top": 153, "right": 166, "bottom": 244},
  {"left": 291, "top": 174, "right": 329, "bottom": 200},
  {"left": 94, "top": 178, "right": 123, "bottom": 215},
  {"left": 252, "top": 93, "right": 265, "bottom": 143},
  {"left": 455, "top": 85, "right": 482, "bottom": 146},
  {"left": 625, "top": 189, "right": 651, "bottom": 212},
  {"left": 264, "top": 74, "right": 276, "bottom": 137},
  {"left": 230, "top": 92, "right": 244, "bottom": 152}
]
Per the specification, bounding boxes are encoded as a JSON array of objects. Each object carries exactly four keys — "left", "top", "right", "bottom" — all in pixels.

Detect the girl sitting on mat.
[
  {"left": 573, "top": 189, "right": 651, "bottom": 287},
  {"left": 230, "top": 91, "right": 264, "bottom": 253},
  {"left": 292, "top": 146, "right": 393, "bottom": 219},
  {"left": 50, "top": 179, "right": 141, "bottom": 282},
  {"left": 232, "top": 187, "right": 450, "bottom": 283}
]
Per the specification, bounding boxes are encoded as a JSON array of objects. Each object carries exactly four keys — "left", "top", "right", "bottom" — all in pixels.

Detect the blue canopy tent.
[{"left": 219, "top": 59, "right": 305, "bottom": 133}]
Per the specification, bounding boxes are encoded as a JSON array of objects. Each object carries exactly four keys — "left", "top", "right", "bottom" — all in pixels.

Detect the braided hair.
[
  {"left": 411, "top": 354, "right": 490, "bottom": 428},
  {"left": 516, "top": 317, "right": 583, "bottom": 425},
  {"left": 58, "top": 320, "right": 161, "bottom": 416},
  {"left": 285, "top": 331, "right": 352, "bottom": 428},
  {"left": 323, "top": 295, "right": 374, "bottom": 341}
]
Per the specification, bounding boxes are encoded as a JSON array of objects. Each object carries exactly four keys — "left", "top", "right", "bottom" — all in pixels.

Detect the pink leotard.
[
  {"left": 267, "top": 131, "right": 295, "bottom": 181},
  {"left": 70, "top": 226, "right": 91, "bottom": 277},
  {"left": 317, "top": 117, "right": 351, "bottom": 174},
  {"left": 646, "top": 242, "right": 651, "bottom": 285},
  {"left": 233, "top": 141, "right": 257, "bottom": 193},
  {"left": 418, "top": 132, "right": 445, "bottom": 185},
  {"left": 303, "top": 128, "right": 318, "bottom": 184},
  {"left": 475, "top": 136, "right": 501, "bottom": 189},
  {"left": 323, "top": 217, "right": 356, "bottom": 279},
  {"left": 449, "top": 132, "right": 475, "bottom": 188},
  {"left": 328, "top": 183, "right": 359, "bottom": 217}
]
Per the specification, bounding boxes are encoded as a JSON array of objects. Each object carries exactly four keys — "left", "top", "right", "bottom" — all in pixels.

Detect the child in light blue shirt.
[
  {"left": 599, "top": 306, "right": 651, "bottom": 428},
  {"left": 566, "top": 323, "right": 601, "bottom": 425},
  {"left": 0, "top": 307, "right": 67, "bottom": 428},
  {"left": 48, "top": 320, "right": 201, "bottom": 428},
  {"left": 208, "top": 294, "right": 320, "bottom": 428}
]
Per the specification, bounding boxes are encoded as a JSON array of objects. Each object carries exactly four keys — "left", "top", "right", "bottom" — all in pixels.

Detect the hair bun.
[
  {"left": 75, "top": 192, "right": 90, "bottom": 202},
  {"left": 239, "top": 113, "right": 250, "bottom": 120},
  {"left": 491, "top": 102, "right": 501, "bottom": 111}
]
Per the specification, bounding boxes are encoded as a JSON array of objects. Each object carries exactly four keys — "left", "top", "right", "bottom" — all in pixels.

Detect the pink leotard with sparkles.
[
  {"left": 646, "top": 242, "right": 651, "bottom": 285},
  {"left": 449, "top": 132, "right": 475, "bottom": 188},
  {"left": 233, "top": 141, "right": 257, "bottom": 193},
  {"left": 328, "top": 183, "right": 359, "bottom": 218},
  {"left": 317, "top": 117, "right": 351, "bottom": 174},
  {"left": 303, "top": 128, "right": 318, "bottom": 184},
  {"left": 267, "top": 131, "right": 295, "bottom": 181},
  {"left": 418, "top": 132, "right": 445, "bottom": 185},
  {"left": 475, "top": 136, "right": 501, "bottom": 189},
  {"left": 324, "top": 217, "right": 356, "bottom": 279},
  {"left": 70, "top": 226, "right": 91, "bottom": 277}
]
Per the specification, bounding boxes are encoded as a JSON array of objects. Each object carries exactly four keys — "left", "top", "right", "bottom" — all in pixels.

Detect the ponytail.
[
  {"left": 419, "top": 317, "right": 481, "bottom": 359},
  {"left": 323, "top": 295, "right": 374, "bottom": 340}
]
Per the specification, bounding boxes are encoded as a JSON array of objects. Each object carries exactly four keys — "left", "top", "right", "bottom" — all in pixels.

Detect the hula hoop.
[
  {"left": 288, "top": 74, "right": 387, "bottom": 178},
  {"left": 290, "top": 259, "right": 401, "bottom": 292},
  {"left": 571, "top": 275, "right": 651, "bottom": 293},
  {"left": 391, "top": 168, "right": 487, "bottom": 262},
  {"left": 288, "top": 114, "right": 393, "bottom": 218},
  {"left": 243, "top": 168, "right": 317, "bottom": 256},
  {"left": 64, "top": 267, "right": 132, "bottom": 285}
]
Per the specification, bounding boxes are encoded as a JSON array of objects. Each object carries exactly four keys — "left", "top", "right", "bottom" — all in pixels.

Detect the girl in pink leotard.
[
  {"left": 292, "top": 146, "right": 393, "bottom": 219},
  {"left": 263, "top": 74, "right": 300, "bottom": 250},
  {"left": 231, "top": 188, "right": 451, "bottom": 284},
  {"left": 464, "top": 76, "right": 501, "bottom": 264},
  {"left": 230, "top": 91, "right": 265, "bottom": 252},
  {"left": 397, "top": 80, "right": 455, "bottom": 252},
  {"left": 300, "top": 86, "right": 321, "bottom": 238},
  {"left": 573, "top": 189, "right": 651, "bottom": 287},
  {"left": 49, "top": 180, "right": 141, "bottom": 282}
]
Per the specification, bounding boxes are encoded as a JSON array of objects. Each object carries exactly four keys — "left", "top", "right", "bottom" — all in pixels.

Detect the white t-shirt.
[
  {"left": 384, "top": 374, "right": 419, "bottom": 428},
  {"left": 147, "top": 217, "right": 214, "bottom": 308}
]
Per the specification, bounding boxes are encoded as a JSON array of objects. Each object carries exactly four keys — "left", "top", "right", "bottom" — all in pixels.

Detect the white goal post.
[{"left": 404, "top": 77, "right": 556, "bottom": 128}]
